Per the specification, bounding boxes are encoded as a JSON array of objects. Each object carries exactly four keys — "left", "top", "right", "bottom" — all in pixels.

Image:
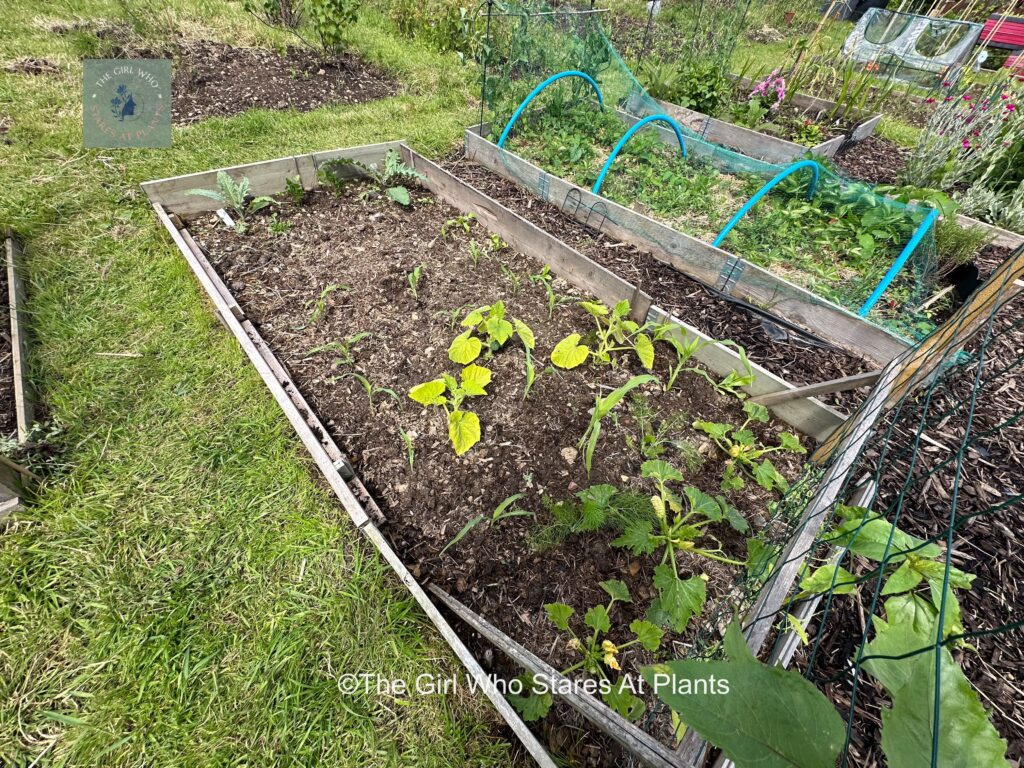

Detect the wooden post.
[{"left": 6, "top": 229, "right": 34, "bottom": 442}]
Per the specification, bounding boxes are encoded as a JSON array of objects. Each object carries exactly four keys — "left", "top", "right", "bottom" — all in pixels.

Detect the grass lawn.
[{"left": 0, "top": 1, "right": 513, "bottom": 765}]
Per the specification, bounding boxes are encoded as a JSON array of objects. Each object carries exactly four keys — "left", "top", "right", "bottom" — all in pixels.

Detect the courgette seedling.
[
  {"left": 551, "top": 300, "right": 655, "bottom": 371},
  {"left": 448, "top": 301, "right": 534, "bottom": 363},
  {"left": 408, "top": 364, "right": 492, "bottom": 455},
  {"left": 186, "top": 171, "right": 276, "bottom": 234},
  {"left": 693, "top": 401, "right": 805, "bottom": 494},
  {"left": 509, "top": 580, "right": 663, "bottom": 722}
]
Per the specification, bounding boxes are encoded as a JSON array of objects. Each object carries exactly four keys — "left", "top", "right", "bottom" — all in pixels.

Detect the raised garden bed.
[
  {"left": 144, "top": 142, "right": 855, "bottom": 765},
  {"left": 1, "top": 230, "right": 35, "bottom": 518},
  {"left": 465, "top": 116, "right": 916, "bottom": 367},
  {"left": 631, "top": 78, "right": 883, "bottom": 165}
]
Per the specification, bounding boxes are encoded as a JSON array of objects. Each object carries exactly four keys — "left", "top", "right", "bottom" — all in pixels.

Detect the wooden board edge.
[
  {"left": 463, "top": 128, "right": 911, "bottom": 366},
  {"left": 5, "top": 230, "right": 34, "bottom": 443},
  {"left": 955, "top": 213, "right": 1024, "bottom": 250}
]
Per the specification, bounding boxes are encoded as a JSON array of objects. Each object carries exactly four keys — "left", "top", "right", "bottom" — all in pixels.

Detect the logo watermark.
[{"left": 83, "top": 59, "right": 171, "bottom": 148}]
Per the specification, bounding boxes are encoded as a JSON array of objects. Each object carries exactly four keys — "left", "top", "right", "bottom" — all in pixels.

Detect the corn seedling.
[
  {"left": 579, "top": 375, "right": 656, "bottom": 475},
  {"left": 653, "top": 323, "right": 709, "bottom": 391},
  {"left": 399, "top": 427, "right": 415, "bottom": 470},
  {"left": 303, "top": 331, "right": 370, "bottom": 365},
  {"left": 307, "top": 283, "right": 347, "bottom": 326},
  {"left": 441, "top": 492, "right": 534, "bottom": 554},
  {"left": 467, "top": 238, "right": 488, "bottom": 267},
  {"left": 488, "top": 233, "right": 507, "bottom": 251},
  {"left": 499, "top": 263, "right": 521, "bottom": 294},
  {"left": 340, "top": 372, "right": 400, "bottom": 415},
  {"left": 529, "top": 265, "right": 560, "bottom": 318},
  {"left": 407, "top": 264, "right": 423, "bottom": 299}
]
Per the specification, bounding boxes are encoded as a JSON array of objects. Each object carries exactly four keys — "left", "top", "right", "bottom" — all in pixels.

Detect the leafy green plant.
[
  {"left": 319, "top": 149, "right": 425, "bottom": 206},
  {"left": 796, "top": 505, "right": 1007, "bottom": 766},
  {"left": 267, "top": 212, "right": 292, "bottom": 235},
  {"left": 487, "top": 233, "right": 507, "bottom": 251},
  {"left": 306, "top": 283, "right": 346, "bottom": 326},
  {"left": 652, "top": 323, "right": 708, "bottom": 391},
  {"left": 448, "top": 301, "right": 533, "bottom": 363},
  {"left": 283, "top": 174, "right": 306, "bottom": 205},
  {"left": 693, "top": 401, "right": 805, "bottom": 494},
  {"left": 612, "top": 460, "right": 747, "bottom": 631},
  {"left": 499, "top": 263, "right": 521, "bottom": 294},
  {"left": 407, "top": 264, "right": 423, "bottom": 299},
  {"left": 643, "top": 620, "right": 845, "bottom": 768},
  {"left": 408, "top": 364, "right": 492, "bottom": 456},
  {"left": 441, "top": 212, "right": 475, "bottom": 239},
  {"left": 509, "top": 581, "right": 663, "bottom": 722},
  {"left": 398, "top": 426, "right": 415, "bottom": 470},
  {"left": 306, "top": 0, "right": 360, "bottom": 55},
  {"left": 529, "top": 265, "right": 566, "bottom": 318},
  {"left": 551, "top": 300, "right": 654, "bottom": 371},
  {"left": 467, "top": 238, "right": 487, "bottom": 267},
  {"left": 441, "top": 492, "right": 533, "bottom": 554},
  {"left": 792, "top": 119, "right": 824, "bottom": 148},
  {"left": 187, "top": 171, "right": 275, "bottom": 234},
  {"left": 578, "top": 375, "right": 656, "bottom": 475}
]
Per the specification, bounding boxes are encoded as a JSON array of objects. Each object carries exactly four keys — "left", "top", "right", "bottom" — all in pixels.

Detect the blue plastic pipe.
[
  {"left": 712, "top": 160, "right": 822, "bottom": 248},
  {"left": 591, "top": 114, "right": 687, "bottom": 195},
  {"left": 496, "top": 71, "right": 604, "bottom": 149},
  {"left": 857, "top": 207, "right": 939, "bottom": 317}
]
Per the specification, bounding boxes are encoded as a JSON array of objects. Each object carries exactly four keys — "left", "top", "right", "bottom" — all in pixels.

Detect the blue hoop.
[
  {"left": 496, "top": 71, "right": 604, "bottom": 149},
  {"left": 591, "top": 114, "right": 688, "bottom": 195},
  {"left": 858, "top": 208, "right": 939, "bottom": 317}
]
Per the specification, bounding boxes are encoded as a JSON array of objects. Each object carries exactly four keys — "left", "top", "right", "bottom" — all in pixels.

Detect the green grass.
[{"left": 0, "top": 2, "right": 510, "bottom": 766}]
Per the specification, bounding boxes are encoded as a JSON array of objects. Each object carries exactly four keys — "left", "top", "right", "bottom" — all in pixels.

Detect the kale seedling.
[
  {"left": 187, "top": 171, "right": 276, "bottom": 234},
  {"left": 693, "top": 401, "right": 805, "bottom": 494}
]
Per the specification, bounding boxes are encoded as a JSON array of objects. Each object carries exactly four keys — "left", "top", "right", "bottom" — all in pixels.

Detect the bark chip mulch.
[{"left": 832, "top": 135, "right": 910, "bottom": 186}]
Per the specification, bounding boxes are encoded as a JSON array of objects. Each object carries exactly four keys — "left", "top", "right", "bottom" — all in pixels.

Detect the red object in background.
[
  {"left": 1005, "top": 54, "right": 1024, "bottom": 80},
  {"left": 981, "top": 15, "right": 1024, "bottom": 50}
]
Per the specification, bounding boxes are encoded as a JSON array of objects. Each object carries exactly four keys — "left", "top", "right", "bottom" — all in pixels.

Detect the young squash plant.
[
  {"left": 449, "top": 301, "right": 534, "bottom": 363},
  {"left": 613, "top": 460, "right": 748, "bottom": 633},
  {"left": 552, "top": 300, "right": 655, "bottom": 371},
  {"left": 408, "top": 364, "right": 492, "bottom": 456},
  {"left": 694, "top": 401, "right": 805, "bottom": 494},
  {"left": 509, "top": 580, "right": 664, "bottom": 722}
]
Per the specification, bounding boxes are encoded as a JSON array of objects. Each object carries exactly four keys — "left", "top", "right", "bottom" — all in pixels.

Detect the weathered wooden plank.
[
  {"left": 750, "top": 370, "right": 882, "bottom": 407},
  {"left": 5, "top": 230, "right": 34, "bottom": 442},
  {"left": 465, "top": 128, "right": 911, "bottom": 366},
  {"left": 955, "top": 213, "right": 1024, "bottom": 251},
  {"left": 363, "top": 530, "right": 558, "bottom": 768},
  {"left": 404, "top": 146, "right": 654, "bottom": 323},
  {"left": 178, "top": 228, "right": 244, "bottom": 321},
  {"left": 430, "top": 585, "right": 679, "bottom": 768},
  {"left": 647, "top": 307, "right": 846, "bottom": 442},
  {"left": 141, "top": 142, "right": 406, "bottom": 214}
]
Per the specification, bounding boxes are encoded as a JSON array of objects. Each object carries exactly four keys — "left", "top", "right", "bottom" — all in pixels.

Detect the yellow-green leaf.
[
  {"left": 513, "top": 319, "right": 535, "bottom": 350},
  {"left": 579, "top": 300, "right": 608, "bottom": 317},
  {"left": 460, "top": 364, "right": 492, "bottom": 396},
  {"left": 409, "top": 379, "right": 447, "bottom": 406},
  {"left": 448, "top": 410, "right": 481, "bottom": 455},
  {"left": 634, "top": 333, "right": 655, "bottom": 370},
  {"left": 448, "top": 329, "right": 482, "bottom": 364},
  {"left": 786, "top": 613, "right": 810, "bottom": 646},
  {"left": 551, "top": 333, "right": 590, "bottom": 369}
]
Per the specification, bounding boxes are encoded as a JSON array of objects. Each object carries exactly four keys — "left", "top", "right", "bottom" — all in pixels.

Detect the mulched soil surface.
[
  {"left": 166, "top": 40, "right": 396, "bottom": 124},
  {"left": 832, "top": 135, "right": 910, "bottom": 186},
  {"left": 2, "top": 58, "right": 61, "bottom": 76},
  {"left": 187, "top": 185, "right": 813, "bottom": 761},
  {"left": 0, "top": 264, "right": 15, "bottom": 440},
  {"left": 439, "top": 149, "right": 877, "bottom": 413},
  {"left": 794, "top": 282, "right": 1024, "bottom": 763}
]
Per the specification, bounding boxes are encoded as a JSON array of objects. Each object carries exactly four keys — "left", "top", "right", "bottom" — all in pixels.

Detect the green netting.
[{"left": 476, "top": 1, "right": 942, "bottom": 341}]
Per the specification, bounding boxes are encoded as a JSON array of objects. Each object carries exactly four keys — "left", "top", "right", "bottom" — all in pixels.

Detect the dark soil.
[
  {"left": 167, "top": 40, "right": 396, "bottom": 124},
  {"left": 186, "top": 185, "right": 813, "bottom": 759},
  {"left": 439, "top": 149, "right": 876, "bottom": 413},
  {"left": 3, "top": 58, "right": 60, "bottom": 76},
  {"left": 832, "top": 135, "right": 910, "bottom": 186},
  {"left": 0, "top": 263, "right": 16, "bottom": 440}
]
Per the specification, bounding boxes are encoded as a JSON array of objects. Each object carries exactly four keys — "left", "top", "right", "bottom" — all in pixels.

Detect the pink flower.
[
  {"left": 926, "top": 97, "right": 935, "bottom": 103},
  {"left": 963, "top": 94, "right": 972, "bottom": 101},
  {"left": 962, "top": 139, "right": 971, "bottom": 149},
  {"left": 1007, "top": 104, "right": 1017, "bottom": 112},
  {"left": 943, "top": 80, "right": 951, "bottom": 86},
  {"left": 1001, "top": 92, "right": 1010, "bottom": 100},
  {"left": 944, "top": 96, "right": 953, "bottom": 102}
]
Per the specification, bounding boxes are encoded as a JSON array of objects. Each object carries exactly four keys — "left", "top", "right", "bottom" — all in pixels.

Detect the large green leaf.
[
  {"left": 551, "top": 333, "right": 590, "bottom": 369},
  {"left": 459, "top": 364, "right": 492, "bottom": 396},
  {"left": 830, "top": 507, "right": 941, "bottom": 562},
  {"left": 642, "top": 621, "right": 845, "bottom": 768},
  {"left": 408, "top": 379, "right": 447, "bottom": 406},
  {"left": 611, "top": 520, "right": 657, "bottom": 555},
  {"left": 447, "top": 409, "right": 480, "bottom": 455},
  {"left": 864, "top": 601, "right": 1009, "bottom": 768},
  {"left": 634, "top": 333, "right": 655, "bottom": 370},
  {"left": 649, "top": 566, "right": 706, "bottom": 633},
  {"left": 600, "top": 579, "right": 632, "bottom": 604},
  {"left": 544, "top": 603, "right": 574, "bottom": 631},
  {"left": 448, "top": 329, "right": 482, "bottom": 364},
  {"left": 585, "top": 604, "right": 611, "bottom": 634},
  {"left": 641, "top": 459, "right": 685, "bottom": 484}
]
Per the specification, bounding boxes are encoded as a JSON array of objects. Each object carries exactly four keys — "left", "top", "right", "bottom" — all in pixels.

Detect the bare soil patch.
[{"left": 832, "top": 135, "right": 910, "bottom": 186}]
